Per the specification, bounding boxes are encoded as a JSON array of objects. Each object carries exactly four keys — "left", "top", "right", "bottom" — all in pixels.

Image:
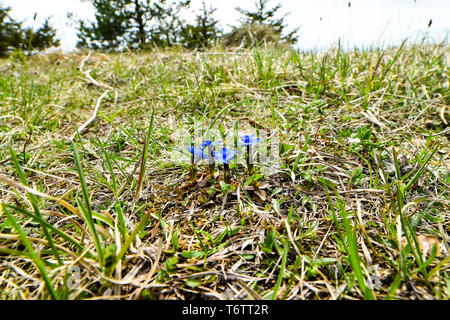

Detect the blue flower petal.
[
  {"left": 200, "top": 140, "right": 223, "bottom": 148},
  {"left": 238, "top": 134, "right": 261, "bottom": 146},
  {"left": 187, "top": 146, "right": 209, "bottom": 162},
  {"left": 213, "top": 148, "right": 237, "bottom": 164},
  {"left": 200, "top": 140, "right": 212, "bottom": 148}
]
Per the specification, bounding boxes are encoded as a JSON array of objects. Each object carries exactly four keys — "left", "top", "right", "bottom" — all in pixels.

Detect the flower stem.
[
  {"left": 207, "top": 145, "right": 215, "bottom": 180},
  {"left": 190, "top": 164, "right": 197, "bottom": 181},
  {"left": 190, "top": 138, "right": 196, "bottom": 181},
  {"left": 209, "top": 163, "right": 215, "bottom": 179},
  {"left": 224, "top": 163, "right": 231, "bottom": 184},
  {"left": 246, "top": 144, "right": 253, "bottom": 174}
]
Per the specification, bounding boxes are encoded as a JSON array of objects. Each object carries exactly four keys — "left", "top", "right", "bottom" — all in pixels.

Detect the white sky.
[{"left": 2, "top": 0, "right": 450, "bottom": 51}]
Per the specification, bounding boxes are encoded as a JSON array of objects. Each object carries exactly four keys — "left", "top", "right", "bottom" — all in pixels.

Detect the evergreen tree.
[
  {"left": 223, "top": 0, "right": 297, "bottom": 47},
  {"left": 23, "top": 18, "right": 60, "bottom": 51},
  {"left": 236, "top": 0, "right": 284, "bottom": 32},
  {"left": 76, "top": 0, "right": 128, "bottom": 50},
  {"left": 150, "top": 0, "right": 191, "bottom": 47},
  {"left": 0, "top": 5, "right": 59, "bottom": 57},
  {"left": 76, "top": 0, "right": 191, "bottom": 50},
  {"left": 0, "top": 6, "right": 22, "bottom": 57},
  {"left": 180, "top": 1, "right": 221, "bottom": 49}
]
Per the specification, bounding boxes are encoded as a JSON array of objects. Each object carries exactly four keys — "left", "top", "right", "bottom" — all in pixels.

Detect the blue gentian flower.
[
  {"left": 200, "top": 140, "right": 222, "bottom": 148},
  {"left": 213, "top": 148, "right": 237, "bottom": 164},
  {"left": 238, "top": 134, "right": 260, "bottom": 173},
  {"left": 238, "top": 134, "right": 261, "bottom": 146},
  {"left": 187, "top": 146, "right": 209, "bottom": 162},
  {"left": 199, "top": 140, "right": 222, "bottom": 178}
]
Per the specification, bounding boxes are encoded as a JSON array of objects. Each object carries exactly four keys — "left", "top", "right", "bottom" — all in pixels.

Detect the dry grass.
[{"left": 0, "top": 43, "right": 449, "bottom": 300}]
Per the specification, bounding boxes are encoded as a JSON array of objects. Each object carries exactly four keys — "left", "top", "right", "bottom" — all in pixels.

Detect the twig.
[
  {"left": 22, "top": 128, "right": 33, "bottom": 163},
  {"left": 69, "top": 90, "right": 109, "bottom": 142},
  {"left": 79, "top": 51, "right": 113, "bottom": 90},
  {"left": 79, "top": 51, "right": 91, "bottom": 71},
  {"left": 82, "top": 71, "right": 113, "bottom": 90}
]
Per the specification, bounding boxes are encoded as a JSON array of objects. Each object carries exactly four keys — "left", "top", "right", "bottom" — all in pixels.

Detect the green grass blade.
[
  {"left": 109, "top": 211, "right": 151, "bottom": 274},
  {"left": 97, "top": 138, "right": 118, "bottom": 194},
  {"left": 72, "top": 141, "right": 104, "bottom": 265},
  {"left": 271, "top": 238, "right": 289, "bottom": 300},
  {"left": 2, "top": 203, "right": 59, "bottom": 300},
  {"left": 9, "top": 147, "right": 62, "bottom": 266},
  {"left": 6, "top": 204, "right": 89, "bottom": 254},
  {"left": 324, "top": 183, "right": 375, "bottom": 299},
  {"left": 341, "top": 206, "right": 375, "bottom": 300},
  {"left": 405, "top": 141, "right": 440, "bottom": 191},
  {"left": 136, "top": 108, "right": 155, "bottom": 198},
  {"left": 392, "top": 147, "right": 402, "bottom": 180},
  {"left": 385, "top": 273, "right": 402, "bottom": 300}
]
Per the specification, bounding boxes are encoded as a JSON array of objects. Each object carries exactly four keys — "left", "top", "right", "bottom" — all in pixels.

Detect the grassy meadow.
[{"left": 0, "top": 42, "right": 449, "bottom": 300}]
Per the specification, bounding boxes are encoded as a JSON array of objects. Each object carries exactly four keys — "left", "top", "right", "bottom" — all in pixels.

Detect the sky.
[{"left": 2, "top": 0, "right": 450, "bottom": 52}]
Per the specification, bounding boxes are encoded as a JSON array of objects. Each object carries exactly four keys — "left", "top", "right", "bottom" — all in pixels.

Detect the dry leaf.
[
  {"left": 259, "top": 183, "right": 270, "bottom": 189},
  {"left": 243, "top": 183, "right": 270, "bottom": 192},
  {"left": 253, "top": 190, "right": 267, "bottom": 204},
  {"left": 189, "top": 201, "right": 196, "bottom": 216},
  {"left": 401, "top": 235, "right": 442, "bottom": 258},
  {"left": 411, "top": 138, "right": 426, "bottom": 148},
  {"left": 440, "top": 105, "right": 448, "bottom": 125},
  {"left": 197, "top": 176, "right": 208, "bottom": 188}
]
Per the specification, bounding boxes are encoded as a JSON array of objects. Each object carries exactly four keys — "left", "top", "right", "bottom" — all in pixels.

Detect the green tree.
[
  {"left": 76, "top": 0, "right": 191, "bottom": 50},
  {"left": 0, "top": 6, "right": 22, "bottom": 57},
  {"left": 180, "top": 1, "right": 221, "bottom": 49},
  {"left": 0, "top": 6, "right": 59, "bottom": 57},
  {"left": 236, "top": 0, "right": 284, "bottom": 31},
  {"left": 23, "top": 18, "right": 60, "bottom": 52},
  {"left": 223, "top": 0, "right": 297, "bottom": 48},
  {"left": 151, "top": 0, "right": 191, "bottom": 47},
  {"left": 76, "top": 0, "right": 128, "bottom": 50}
]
